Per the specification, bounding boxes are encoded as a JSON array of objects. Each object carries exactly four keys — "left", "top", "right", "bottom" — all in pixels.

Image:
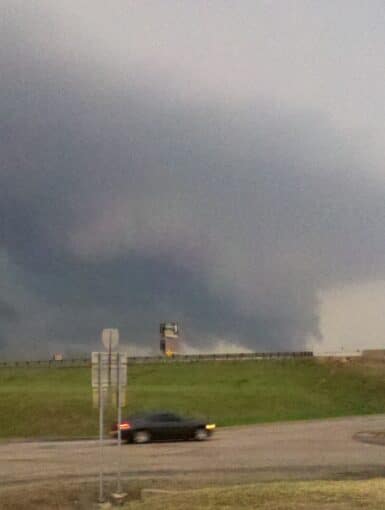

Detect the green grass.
[
  {"left": 0, "top": 359, "right": 384, "bottom": 439},
  {"left": 3, "top": 479, "right": 384, "bottom": 509},
  {"left": 123, "top": 479, "right": 385, "bottom": 510}
]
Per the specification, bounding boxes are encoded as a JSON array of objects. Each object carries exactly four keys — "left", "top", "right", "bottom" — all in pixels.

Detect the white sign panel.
[
  {"left": 92, "top": 387, "right": 126, "bottom": 409},
  {"left": 101, "top": 328, "right": 119, "bottom": 350},
  {"left": 92, "top": 352, "right": 127, "bottom": 388},
  {"left": 92, "top": 352, "right": 127, "bottom": 408}
]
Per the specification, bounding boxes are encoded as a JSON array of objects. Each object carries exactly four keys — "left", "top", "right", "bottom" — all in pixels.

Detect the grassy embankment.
[
  {"left": 0, "top": 358, "right": 384, "bottom": 439},
  {"left": 2, "top": 479, "right": 385, "bottom": 509},
  {"left": 124, "top": 479, "right": 385, "bottom": 510}
]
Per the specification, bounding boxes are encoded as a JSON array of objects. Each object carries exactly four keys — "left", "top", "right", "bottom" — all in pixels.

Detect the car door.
[
  {"left": 146, "top": 414, "right": 165, "bottom": 440},
  {"left": 164, "top": 413, "right": 186, "bottom": 439},
  {"left": 153, "top": 413, "right": 184, "bottom": 440}
]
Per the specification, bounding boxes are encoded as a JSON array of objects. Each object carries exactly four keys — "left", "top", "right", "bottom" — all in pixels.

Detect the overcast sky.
[{"left": 1, "top": 1, "right": 385, "bottom": 357}]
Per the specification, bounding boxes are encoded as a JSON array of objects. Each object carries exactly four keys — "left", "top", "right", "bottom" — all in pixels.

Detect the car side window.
[
  {"left": 164, "top": 413, "right": 181, "bottom": 422},
  {"left": 150, "top": 414, "right": 163, "bottom": 422},
  {"left": 153, "top": 413, "right": 181, "bottom": 422}
]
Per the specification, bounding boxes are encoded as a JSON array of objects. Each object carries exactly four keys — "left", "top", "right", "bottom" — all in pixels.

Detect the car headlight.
[{"left": 205, "top": 424, "right": 216, "bottom": 430}]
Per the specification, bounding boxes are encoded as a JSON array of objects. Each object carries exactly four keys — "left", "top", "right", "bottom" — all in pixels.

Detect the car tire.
[
  {"left": 132, "top": 430, "right": 151, "bottom": 444},
  {"left": 194, "top": 427, "right": 209, "bottom": 441}
]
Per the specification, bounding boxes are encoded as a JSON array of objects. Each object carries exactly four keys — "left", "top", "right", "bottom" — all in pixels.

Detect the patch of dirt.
[
  {"left": 0, "top": 481, "right": 141, "bottom": 510},
  {"left": 354, "top": 431, "right": 385, "bottom": 447}
]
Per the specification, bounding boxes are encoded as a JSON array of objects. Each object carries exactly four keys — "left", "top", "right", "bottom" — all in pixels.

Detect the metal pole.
[
  {"left": 98, "top": 353, "right": 104, "bottom": 503},
  {"left": 117, "top": 352, "right": 122, "bottom": 494},
  {"left": 108, "top": 332, "right": 112, "bottom": 387}
]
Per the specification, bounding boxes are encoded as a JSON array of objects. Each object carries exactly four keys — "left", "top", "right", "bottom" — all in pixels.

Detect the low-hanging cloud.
[{"left": 1, "top": 1, "right": 385, "bottom": 356}]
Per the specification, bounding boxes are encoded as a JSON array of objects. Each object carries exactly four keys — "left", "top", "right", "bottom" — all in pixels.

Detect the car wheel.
[
  {"left": 132, "top": 430, "right": 151, "bottom": 444},
  {"left": 194, "top": 427, "right": 209, "bottom": 441}
]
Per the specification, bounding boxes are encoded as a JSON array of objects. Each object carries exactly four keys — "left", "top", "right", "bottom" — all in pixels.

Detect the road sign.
[
  {"left": 101, "top": 328, "right": 119, "bottom": 351},
  {"left": 92, "top": 386, "right": 126, "bottom": 408},
  {"left": 92, "top": 387, "right": 108, "bottom": 408},
  {"left": 92, "top": 348, "right": 127, "bottom": 504},
  {"left": 92, "top": 352, "right": 127, "bottom": 409},
  {"left": 92, "top": 348, "right": 127, "bottom": 502},
  {"left": 92, "top": 352, "right": 127, "bottom": 387}
]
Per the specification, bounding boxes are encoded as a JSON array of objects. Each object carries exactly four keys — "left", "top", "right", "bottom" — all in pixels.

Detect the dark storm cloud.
[
  {"left": 0, "top": 298, "right": 19, "bottom": 349},
  {"left": 1, "top": 1, "right": 385, "bottom": 354},
  {"left": 0, "top": 300, "right": 18, "bottom": 322}
]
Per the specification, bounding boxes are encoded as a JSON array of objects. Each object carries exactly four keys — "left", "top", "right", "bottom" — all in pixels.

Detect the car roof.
[{"left": 129, "top": 411, "right": 183, "bottom": 419}]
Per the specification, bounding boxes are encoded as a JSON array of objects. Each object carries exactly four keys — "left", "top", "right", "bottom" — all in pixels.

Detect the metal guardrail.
[
  {"left": 128, "top": 351, "right": 313, "bottom": 363},
  {"left": 0, "top": 351, "right": 313, "bottom": 368},
  {"left": 0, "top": 358, "right": 90, "bottom": 368}
]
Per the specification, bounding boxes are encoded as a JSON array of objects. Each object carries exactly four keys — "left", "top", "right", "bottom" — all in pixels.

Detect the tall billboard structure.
[{"left": 160, "top": 322, "right": 179, "bottom": 356}]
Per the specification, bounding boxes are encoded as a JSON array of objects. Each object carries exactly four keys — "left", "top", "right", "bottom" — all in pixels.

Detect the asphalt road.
[{"left": 1, "top": 415, "right": 384, "bottom": 487}]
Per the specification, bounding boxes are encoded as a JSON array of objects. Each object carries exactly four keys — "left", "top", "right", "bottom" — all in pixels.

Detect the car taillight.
[{"left": 119, "top": 421, "right": 131, "bottom": 430}]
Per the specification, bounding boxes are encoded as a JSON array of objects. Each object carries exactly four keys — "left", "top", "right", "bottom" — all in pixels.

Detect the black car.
[{"left": 110, "top": 411, "right": 216, "bottom": 444}]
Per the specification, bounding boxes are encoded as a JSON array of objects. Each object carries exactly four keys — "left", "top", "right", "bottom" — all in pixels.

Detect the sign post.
[
  {"left": 102, "top": 328, "right": 119, "bottom": 387},
  {"left": 92, "top": 330, "right": 127, "bottom": 504},
  {"left": 92, "top": 352, "right": 109, "bottom": 503},
  {"left": 98, "top": 352, "right": 104, "bottom": 503},
  {"left": 116, "top": 352, "right": 122, "bottom": 494}
]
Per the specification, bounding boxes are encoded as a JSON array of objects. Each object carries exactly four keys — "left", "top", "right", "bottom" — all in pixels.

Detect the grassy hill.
[
  {"left": 123, "top": 479, "right": 385, "bottom": 510},
  {"left": 0, "top": 358, "right": 384, "bottom": 439}
]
